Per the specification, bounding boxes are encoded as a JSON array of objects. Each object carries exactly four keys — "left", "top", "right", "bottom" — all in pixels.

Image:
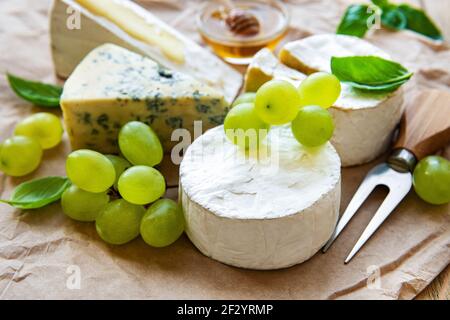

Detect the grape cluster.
[
  {"left": 224, "top": 72, "right": 340, "bottom": 150},
  {"left": 0, "top": 112, "right": 63, "bottom": 176},
  {"left": 62, "top": 121, "right": 184, "bottom": 247}
]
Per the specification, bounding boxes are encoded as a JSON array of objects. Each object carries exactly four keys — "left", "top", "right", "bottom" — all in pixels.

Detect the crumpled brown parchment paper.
[{"left": 0, "top": 0, "right": 448, "bottom": 299}]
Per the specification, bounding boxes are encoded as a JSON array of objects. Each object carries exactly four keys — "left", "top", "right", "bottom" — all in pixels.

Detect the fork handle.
[{"left": 393, "top": 89, "right": 450, "bottom": 160}]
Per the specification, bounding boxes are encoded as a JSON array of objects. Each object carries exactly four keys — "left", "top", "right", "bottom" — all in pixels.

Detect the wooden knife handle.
[{"left": 394, "top": 89, "right": 450, "bottom": 160}]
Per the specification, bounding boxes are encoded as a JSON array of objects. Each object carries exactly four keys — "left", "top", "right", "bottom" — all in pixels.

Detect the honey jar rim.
[{"left": 196, "top": 0, "right": 290, "bottom": 46}]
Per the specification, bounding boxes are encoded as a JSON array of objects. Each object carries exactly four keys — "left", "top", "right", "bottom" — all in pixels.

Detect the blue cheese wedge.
[
  {"left": 50, "top": 0, "right": 242, "bottom": 103},
  {"left": 61, "top": 44, "right": 229, "bottom": 153},
  {"left": 180, "top": 125, "right": 341, "bottom": 270}
]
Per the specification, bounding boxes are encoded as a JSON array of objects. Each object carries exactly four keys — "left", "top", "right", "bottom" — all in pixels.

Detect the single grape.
[
  {"left": 118, "top": 166, "right": 166, "bottom": 205},
  {"left": 413, "top": 156, "right": 450, "bottom": 205},
  {"left": 232, "top": 92, "right": 256, "bottom": 107},
  {"left": 298, "top": 72, "right": 341, "bottom": 109},
  {"left": 224, "top": 102, "right": 270, "bottom": 150},
  {"left": 140, "top": 199, "right": 184, "bottom": 247},
  {"left": 105, "top": 154, "right": 131, "bottom": 190},
  {"left": 14, "top": 112, "right": 63, "bottom": 149},
  {"left": 291, "top": 105, "right": 335, "bottom": 147},
  {"left": 61, "top": 185, "right": 109, "bottom": 222},
  {"left": 96, "top": 199, "right": 145, "bottom": 245},
  {"left": 0, "top": 136, "right": 42, "bottom": 176},
  {"left": 119, "top": 121, "right": 163, "bottom": 167},
  {"left": 66, "top": 149, "right": 115, "bottom": 193},
  {"left": 255, "top": 80, "right": 301, "bottom": 125}
]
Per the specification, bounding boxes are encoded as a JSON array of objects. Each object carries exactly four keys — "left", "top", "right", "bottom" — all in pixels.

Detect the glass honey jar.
[{"left": 197, "top": 0, "right": 289, "bottom": 65}]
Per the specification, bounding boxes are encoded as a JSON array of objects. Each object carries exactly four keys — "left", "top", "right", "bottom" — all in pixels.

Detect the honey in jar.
[{"left": 197, "top": 0, "right": 289, "bottom": 65}]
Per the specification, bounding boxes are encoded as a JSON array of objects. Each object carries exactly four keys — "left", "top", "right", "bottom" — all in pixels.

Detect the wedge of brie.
[
  {"left": 245, "top": 35, "right": 404, "bottom": 166},
  {"left": 244, "top": 48, "right": 306, "bottom": 92},
  {"left": 180, "top": 125, "right": 341, "bottom": 270},
  {"left": 50, "top": 0, "right": 242, "bottom": 103}
]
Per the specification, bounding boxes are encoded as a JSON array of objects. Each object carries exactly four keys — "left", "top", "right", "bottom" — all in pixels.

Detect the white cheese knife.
[{"left": 323, "top": 89, "right": 450, "bottom": 263}]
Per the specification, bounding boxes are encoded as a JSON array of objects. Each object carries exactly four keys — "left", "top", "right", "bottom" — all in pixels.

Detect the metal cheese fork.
[{"left": 323, "top": 89, "right": 450, "bottom": 263}]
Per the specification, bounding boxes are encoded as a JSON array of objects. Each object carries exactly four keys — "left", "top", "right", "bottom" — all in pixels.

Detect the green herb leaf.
[
  {"left": 336, "top": 4, "right": 371, "bottom": 38},
  {"left": 396, "top": 4, "right": 443, "bottom": 40},
  {"left": 371, "top": 0, "right": 389, "bottom": 8},
  {"left": 342, "top": 78, "right": 410, "bottom": 92},
  {"left": 342, "top": 1, "right": 444, "bottom": 40},
  {"left": 6, "top": 73, "right": 62, "bottom": 108},
  {"left": 331, "top": 56, "right": 413, "bottom": 92},
  {"left": 381, "top": 6, "right": 408, "bottom": 30},
  {"left": 1, "top": 176, "right": 71, "bottom": 209}
]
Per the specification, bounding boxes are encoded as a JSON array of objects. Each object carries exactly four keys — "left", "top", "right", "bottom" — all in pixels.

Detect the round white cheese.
[
  {"left": 180, "top": 125, "right": 341, "bottom": 270},
  {"left": 280, "top": 34, "right": 404, "bottom": 166}
]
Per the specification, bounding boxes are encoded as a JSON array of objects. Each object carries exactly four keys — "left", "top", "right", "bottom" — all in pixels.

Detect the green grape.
[
  {"left": 95, "top": 199, "right": 145, "bottom": 245},
  {"left": 61, "top": 185, "right": 109, "bottom": 222},
  {"left": 66, "top": 149, "right": 116, "bottom": 193},
  {"left": 105, "top": 154, "right": 131, "bottom": 190},
  {"left": 140, "top": 199, "right": 184, "bottom": 247},
  {"left": 298, "top": 72, "right": 341, "bottom": 109},
  {"left": 232, "top": 92, "right": 256, "bottom": 107},
  {"left": 14, "top": 112, "right": 63, "bottom": 149},
  {"left": 413, "top": 156, "right": 450, "bottom": 205},
  {"left": 0, "top": 136, "right": 42, "bottom": 176},
  {"left": 255, "top": 80, "right": 301, "bottom": 125},
  {"left": 291, "top": 105, "right": 335, "bottom": 147},
  {"left": 224, "top": 102, "right": 270, "bottom": 150},
  {"left": 119, "top": 121, "right": 163, "bottom": 167},
  {"left": 118, "top": 166, "right": 166, "bottom": 205}
]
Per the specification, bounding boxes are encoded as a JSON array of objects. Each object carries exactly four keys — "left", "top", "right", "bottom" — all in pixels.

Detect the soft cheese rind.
[
  {"left": 50, "top": 0, "right": 242, "bottom": 103},
  {"left": 180, "top": 125, "right": 341, "bottom": 269},
  {"left": 279, "top": 34, "right": 390, "bottom": 74},
  {"left": 329, "top": 91, "right": 404, "bottom": 165},
  {"left": 61, "top": 44, "right": 229, "bottom": 153}
]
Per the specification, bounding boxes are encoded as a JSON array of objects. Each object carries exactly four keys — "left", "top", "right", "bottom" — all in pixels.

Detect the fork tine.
[
  {"left": 322, "top": 168, "right": 380, "bottom": 253},
  {"left": 344, "top": 180, "right": 412, "bottom": 263}
]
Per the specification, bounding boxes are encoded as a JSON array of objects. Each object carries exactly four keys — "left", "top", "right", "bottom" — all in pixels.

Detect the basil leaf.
[
  {"left": 371, "top": 0, "right": 388, "bottom": 8},
  {"left": 381, "top": 6, "right": 407, "bottom": 30},
  {"left": 336, "top": 4, "right": 371, "bottom": 38},
  {"left": 331, "top": 56, "right": 413, "bottom": 92},
  {"left": 331, "top": 56, "right": 413, "bottom": 84},
  {"left": 396, "top": 5, "right": 443, "bottom": 40},
  {"left": 343, "top": 78, "right": 409, "bottom": 92},
  {"left": 1, "top": 176, "right": 71, "bottom": 209},
  {"left": 6, "top": 73, "right": 62, "bottom": 108}
]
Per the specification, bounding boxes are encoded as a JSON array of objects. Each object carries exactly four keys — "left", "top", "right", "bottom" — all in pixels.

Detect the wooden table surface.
[{"left": 418, "top": 265, "right": 450, "bottom": 300}]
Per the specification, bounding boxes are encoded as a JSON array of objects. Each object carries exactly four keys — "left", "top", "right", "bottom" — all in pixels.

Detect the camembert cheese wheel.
[{"left": 180, "top": 125, "right": 341, "bottom": 270}]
